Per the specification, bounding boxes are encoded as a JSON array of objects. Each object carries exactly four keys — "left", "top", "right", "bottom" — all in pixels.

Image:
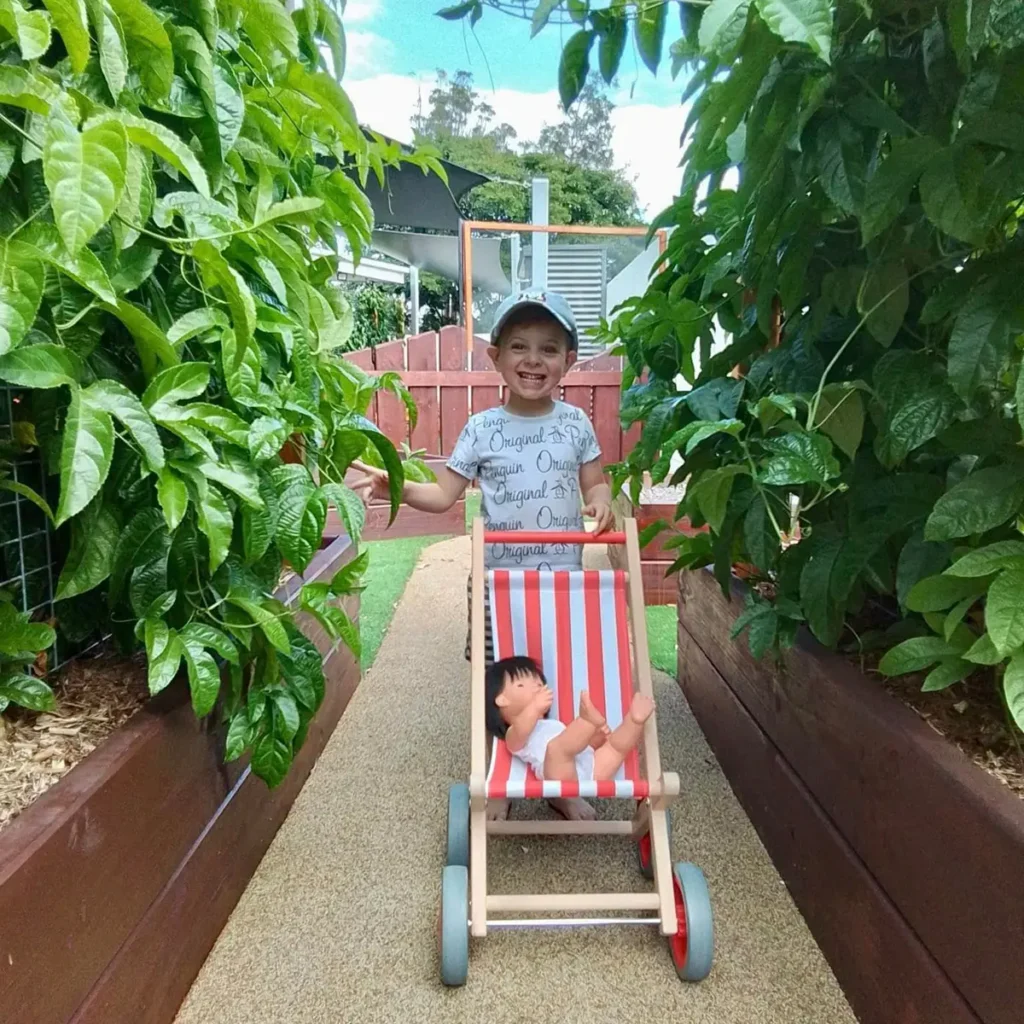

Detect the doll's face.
[{"left": 494, "top": 668, "right": 546, "bottom": 722}]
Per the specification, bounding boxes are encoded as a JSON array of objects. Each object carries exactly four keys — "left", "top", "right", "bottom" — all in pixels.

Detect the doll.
[{"left": 485, "top": 656, "right": 654, "bottom": 783}]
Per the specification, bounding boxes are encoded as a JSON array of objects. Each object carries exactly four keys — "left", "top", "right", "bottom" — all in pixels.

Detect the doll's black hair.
[{"left": 485, "top": 656, "right": 546, "bottom": 739}]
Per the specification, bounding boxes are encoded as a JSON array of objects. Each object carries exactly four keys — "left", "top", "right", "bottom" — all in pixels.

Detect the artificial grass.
[
  {"left": 359, "top": 535, "right": 444, "bottom": 671},
  {"left": 646, "top": 605, "right": 678, "bottom": 677}
]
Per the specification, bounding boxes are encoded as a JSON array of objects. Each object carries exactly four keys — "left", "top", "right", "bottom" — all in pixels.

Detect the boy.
[{"left": 351, "top": 289, "right": 613, "bottom": 820}]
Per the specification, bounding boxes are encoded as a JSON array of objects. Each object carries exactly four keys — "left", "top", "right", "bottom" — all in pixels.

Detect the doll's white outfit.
[{"left": 513, "top": 717, "right": 595, "bottom": 780}]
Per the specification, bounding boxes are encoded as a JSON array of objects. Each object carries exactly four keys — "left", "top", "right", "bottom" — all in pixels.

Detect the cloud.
[
  {"left": 345, "top": 30, "right": 395, "bottom": 78},
  {"left": 343, "top": 0, "right": 382, "bottom": 22},
  {"left": 344, "top": 73, "right": 686, "bottom": 216}
]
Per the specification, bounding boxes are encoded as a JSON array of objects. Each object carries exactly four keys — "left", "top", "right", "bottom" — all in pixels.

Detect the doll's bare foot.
[
  {"left": 629, "top": 693, "right": 656, "bottom": 725},
  {"left": 548, "top": 796, "right": 596, "bottom": 821},
  {"left": 579, "top": 690, "right": 607, "bottom": 730},
  {"left": 486, "top": 797, "right": 510, "bottom": 821}
]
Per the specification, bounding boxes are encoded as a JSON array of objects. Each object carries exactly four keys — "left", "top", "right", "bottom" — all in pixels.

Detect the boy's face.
[
  {"left": 488, "top": 318, "right": 576, "bottom": 403},
  {"left": 494, "top": 668, "right": 547, "bottom": 722}
]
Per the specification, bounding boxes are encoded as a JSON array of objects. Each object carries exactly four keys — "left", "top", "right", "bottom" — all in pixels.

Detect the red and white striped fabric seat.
[{"left": 486, "top": 569, "right": 648, "bottom": 801}]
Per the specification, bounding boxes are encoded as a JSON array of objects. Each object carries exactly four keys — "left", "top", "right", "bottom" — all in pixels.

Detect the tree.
[
  {"left": 411, "top": 70, "right": 517, "bottom": 149},
  {"left": 535, "top": 76, "right": 615, "bottom": 170}
]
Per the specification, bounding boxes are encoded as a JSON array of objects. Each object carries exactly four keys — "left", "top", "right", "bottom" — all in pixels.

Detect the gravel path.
[{"left": 175, "top": 536, "right": 854, "bottom": 1024}]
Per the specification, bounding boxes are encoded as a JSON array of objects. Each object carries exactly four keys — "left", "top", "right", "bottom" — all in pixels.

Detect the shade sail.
[
  {"left": 361, "top": 158, "right": 489, "bottom": 233},
  {"left": 371, "top": 229, "right": 510, "bottom": 294}
]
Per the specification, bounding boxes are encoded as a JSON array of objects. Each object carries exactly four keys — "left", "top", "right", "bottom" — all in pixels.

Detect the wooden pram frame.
[{"left": 467, "top": 517, "right": 682, "bottom": 937}]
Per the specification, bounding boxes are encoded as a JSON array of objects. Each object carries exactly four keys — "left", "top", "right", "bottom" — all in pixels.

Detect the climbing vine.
[
  {"left": 0, "top": 0, "right": 440, "bottom": 785},
  {"left": 441, "top": 0, "right": 1024, "bottom": 731}
]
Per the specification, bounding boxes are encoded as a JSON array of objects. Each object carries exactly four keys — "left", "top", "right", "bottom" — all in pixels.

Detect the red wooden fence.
[{"left": 345, "top": 325, "right": 639, "bottom": 463}]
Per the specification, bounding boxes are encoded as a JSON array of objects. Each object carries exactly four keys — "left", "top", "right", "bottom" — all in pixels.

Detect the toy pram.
[{"left": 439, "top": 518, "right": 714, "bottom": 985}]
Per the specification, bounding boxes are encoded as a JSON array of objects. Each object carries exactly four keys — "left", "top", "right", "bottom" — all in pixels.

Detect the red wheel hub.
[
  {"left": 669, "top": 871, "right": 689, "bottom": 968},
  {"left": 639, "top": 831, "right": 652, "bottom": 872}
]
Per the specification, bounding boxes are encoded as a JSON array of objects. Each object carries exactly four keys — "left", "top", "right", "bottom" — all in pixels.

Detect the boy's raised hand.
[{"left": 350, "top": 460, "right": 390, "bottom": 506}]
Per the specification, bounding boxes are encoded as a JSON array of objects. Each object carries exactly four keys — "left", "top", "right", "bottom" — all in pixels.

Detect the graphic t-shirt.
[{"left": 447, "top": 402, "right": 602, "bottom": 570}]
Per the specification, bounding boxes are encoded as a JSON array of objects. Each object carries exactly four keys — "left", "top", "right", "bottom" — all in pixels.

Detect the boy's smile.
[{"left": 488, "top": 320, "right": 577, "bottom": 412}]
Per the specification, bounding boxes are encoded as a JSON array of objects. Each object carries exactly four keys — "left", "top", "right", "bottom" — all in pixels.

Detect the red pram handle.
[{"left": 483, "top": 531, "right": 626, "bottom": 545}]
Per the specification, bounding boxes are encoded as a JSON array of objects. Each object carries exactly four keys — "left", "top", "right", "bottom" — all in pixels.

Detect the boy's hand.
[
  {"left": 583, "top": 500, "right": 614, "bottom": 534},
  {"left": 350, "top": 460, "right": 390, "bottom": 506}
]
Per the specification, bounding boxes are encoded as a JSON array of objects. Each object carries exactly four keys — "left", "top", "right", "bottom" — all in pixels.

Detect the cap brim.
[{"left": 490, "top": 300, "right": 577, "bottom": 346}]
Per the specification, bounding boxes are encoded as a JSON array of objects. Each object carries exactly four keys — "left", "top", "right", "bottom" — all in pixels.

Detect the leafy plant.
[
  {"left": 0, "top": 0, "right": 436, "bottom": 785},
  {"left": 444, "top": 1, "right": 1024, "bottom": 731},
  {"left": 344, "top": 282, "right": 406, "bottom": 351}
]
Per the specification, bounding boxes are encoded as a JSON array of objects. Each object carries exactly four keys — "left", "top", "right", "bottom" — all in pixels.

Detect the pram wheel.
[
  {"left": 440, "top": 865, "right": 469, "bottom": 986},
  {"left": 668, "top": 862, "right": 714, "bottom": 982},
  {"left": 636, "top": 806, "right": 672, "bottom": 881},
  {"left": 446, "top": 783, "right": 470, "bottom": 867}
]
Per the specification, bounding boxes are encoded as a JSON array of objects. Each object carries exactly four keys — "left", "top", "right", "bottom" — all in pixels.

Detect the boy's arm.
[
  {"left": 351, "top": 462, "right": 469, "bottom": 513},
  {"left": 580, "top": 458, "right": 614, "bottom": 533}
]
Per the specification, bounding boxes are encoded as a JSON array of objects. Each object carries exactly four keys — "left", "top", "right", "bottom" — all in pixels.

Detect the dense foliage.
[
  {"left": 344, "top": 282, "right": 406, "bottom": 351},
  {"left": 444, "top": 1, "right": 1024, "bottom": 731},
  {"left": 0, "top": 0, "right": 434, "bottom": 786}
]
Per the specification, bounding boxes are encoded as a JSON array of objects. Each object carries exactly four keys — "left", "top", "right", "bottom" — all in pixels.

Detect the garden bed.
[
  {"left": 0, "top": 531, "right": 360, "bottom": 1024},
  {"left": 677, "top": 567, "right": 1024, "bottom": 1024}
]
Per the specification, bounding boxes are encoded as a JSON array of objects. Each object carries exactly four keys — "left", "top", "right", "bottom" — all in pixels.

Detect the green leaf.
[
  {"left": 437, "top": 1, "right": 478, "bottom": 21},
  {"left": 272, "top": 464, "right": 327, "bottom": 572},
  {"left": 985, "top": 567, "right": 1024, "bottom": 658},
  {"left": 167, "top": 307, "right": 229, "bottom": 347},
  {"left": 906, "top": 573, "right": 991, "bottom": 613},
  {"left": 925, "top": 466, "right": 1024, "bottom": 541},
  {"left": 86, "top": 0, "right": 127, "bottom": 100},
  {"left": 875, "top": 385, "right": 956, "bottom": 469},
  {"left": 180, "top": 632, "right": 219, "bottom": 716},
  {"left": 199, "top": 452, "right": 262, "bottom": 508},
  {"left": 179, "top": 621, "right": 238, "bottom": 665},
  {"left": 878, "top": 635, "right": 962, "bottom": 675},
  {"left": 86, "top": 379, "right": 164, "bottom": 471},
  {"left": 225, "top": 708, "right": 248, "bottom": 761},
  {"left": 147, "top": 628, "right": 181, "bottom": 694},
  {"left": 353, "top": 418, "right": 404, "bottom": 524},
  {"left": 896, "top": 533, "right": 952, "bottom": 608},
  {"left": 690, "top": 465, "right": 745, "bottom": 533},
  {"left": 43, "top": 114, "right": 127, "bottom": 256},
  {"left": 964, "top": 631, "right": 1002, "bottom": 665},
  {"left": 249, "top": 416, "right": 288, "bottom": 462},
  {"left": 0, "top": 343, "right": 81, "bottom": 388},
  {"left": 635, "top": 0, "right": 667, "bottom": 73},
  {"left": 142, "top": 361, "right": 209, "bottom": 416},
  {"left": 107, "top": 0, "right": 172, "bottom": 101},
  {"left": 251, "top": 729, "right": 292, "bottom": 788},
  {"left": 243, "top": 0, "right": 298, "bottom": 59},
  {"left": 56, "top": 500, "right": 118, "bottom": 599},
  {"left": 97, "top": 112, "right": 210, "bottom": 197},
  {"left": 0, "top": 672, "right": 55, "bottom": 711},
  {"left": 0, "top": 481, "right": 53, "bottom": 522},
  {"left": 193, "top": 241, "right": 255, "bottom": 366},
  {"left": 815, "top": 386, "right": 863, "bottom": 460},
  {"left": 156, "top": 468, "right": 187, "bottom": 530},
  {"left": 760, "top": 431, "right": 839, "bottom": 485},
  {"left": 330, "top": 549, "right": 369, "bottom": 596},
  {"left": 799, "top": 535, "right": 843, "bottom": 645},
  {"left": 25, "top": 225, "right": 116, "bottom": 303},
  {"left": 0, "top": 64, "right": 61, "bottom": 115},
  {"left": 948, "top": 288, "right": 1014, "bottom": 400},
  {"left": 254, "top": 197, "right": 324, "bottom": 228},
  {"left": 189, "top": 0, "right": 215, "bottom": 47},
  {"left": 99, "top": 300, "right": 179, "bottom": 377},
  {"left": 42, "top": 0, "right": 89, "bottom": 72},
  {"left": 699, "top": 0, "right": 748, "bottom": 53},
  {"left": 860, "top": 136, "right": 940, "bottom": 243},
  {"left": 57, "top": 386, "right": 114, "bottom": 525},
  {"left": 921, "top": 657, "right": 972, "bottom": 692},
  {"left": 597, "top": 9, "right": 626, "bottom": 82},
  {"left": 947, "top": 541, "right": 1024, "bottom": 578},
  {"left": 0, "top": 0, "right": 53, "bottom": 60},
  {"left": 0, "top": 603, "right": 55, "bottom": 656},
  {"left": 110, "top": 244, "right": 160, "bottom": 295},
  {"left": 1003, "top": 653, "right": 1024, "bottom": 731},
  {"left": 109, "top": 507, "right": 168, "bottom": 602},
  {"left": 817, "top": 118, "right": 866, "bottom": 215},
  {"left": 857, "top": 260, "right": 908, "bottom": 347},
  {"left": 754, "top": 0, "right": 832, "bottom": 61},
  {"left": 0, "top": 240, "right": 45, "bottom": 355},
  {"left": 558, "top": 30, "right": 593, "bottom": 110},
  {"left": 319, "top": 481, "right": 365, "bottom": 543},
  {"left": 228, "top": 593, "right": 291, "bottom": 655},
  {"left": 196, "top": 482, "right": 232, "bottom": 573}
]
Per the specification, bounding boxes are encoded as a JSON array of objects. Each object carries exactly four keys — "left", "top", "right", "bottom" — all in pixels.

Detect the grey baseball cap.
[{"left": 489, "top": 289, "right": 579, "bottom": 349}]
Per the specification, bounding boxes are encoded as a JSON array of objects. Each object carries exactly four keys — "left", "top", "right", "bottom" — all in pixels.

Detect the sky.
[{"left": 341, "top": 0, "right": 691, "bottom": 217}]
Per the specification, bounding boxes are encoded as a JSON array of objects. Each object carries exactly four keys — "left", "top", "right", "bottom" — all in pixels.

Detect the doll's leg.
[
  {"left": 544, "top": 713, "right": 601, "bottom": 780},
  {"left": 592, "top": 693, "right": 656, "bottom": 781}
]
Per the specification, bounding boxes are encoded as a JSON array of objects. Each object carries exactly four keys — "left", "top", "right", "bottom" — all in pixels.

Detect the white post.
[
  {"left": 531, "top": 176, "right": 549, "bottom": 291},
  {"left": 510, "top": 234, "right": 521, "bottom": 293},
  {"left": 409, "top": 265, "right": 420, "bottom": 335}
]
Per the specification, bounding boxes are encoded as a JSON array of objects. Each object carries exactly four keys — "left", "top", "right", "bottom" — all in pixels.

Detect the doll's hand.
[{"left": 531, "top": 686, "right": 554, "bottom": 715}]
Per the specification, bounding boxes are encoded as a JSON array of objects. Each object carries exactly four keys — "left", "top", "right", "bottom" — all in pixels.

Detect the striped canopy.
[{"left": 485, "top": 569, "right": 648, "bottom": 801}]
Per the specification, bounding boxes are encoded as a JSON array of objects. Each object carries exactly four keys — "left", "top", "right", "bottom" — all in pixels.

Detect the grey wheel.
[
  {"left": 668, "top": 862, "right": 714, "bottom": 982},
  {"left": 446, "top": 783, "right": 470, "bottom": 867},
  {"left": 440, "top": 865, "right": 469, "bottom": 986}
]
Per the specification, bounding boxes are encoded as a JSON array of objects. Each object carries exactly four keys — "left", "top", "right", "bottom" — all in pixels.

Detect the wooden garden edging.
[
  {"left": 677, "top": 567, "right": 1024, "bottom": 1024},
  {"left": 0, "top": 531, "right": 360, "bottom": 1024}
]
